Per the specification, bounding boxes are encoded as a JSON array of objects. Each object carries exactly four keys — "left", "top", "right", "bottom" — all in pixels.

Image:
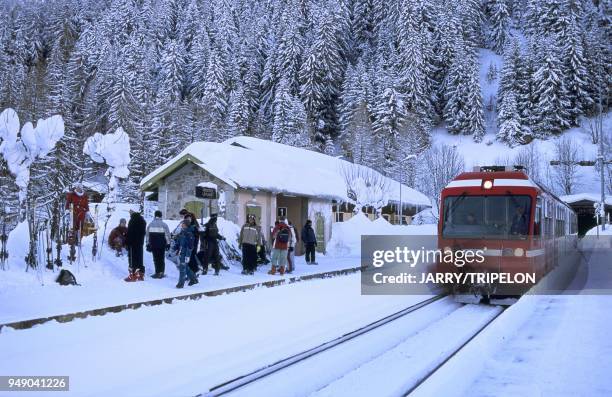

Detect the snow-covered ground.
[
  {"left": 0, "top": 275, "right": 434, "bottom": 397},
  {"left": 460, "top": 244, "right": 612, "bottom": 397},
  {"left": 585, "top": 224, "right": 612, "bottom": 236}
]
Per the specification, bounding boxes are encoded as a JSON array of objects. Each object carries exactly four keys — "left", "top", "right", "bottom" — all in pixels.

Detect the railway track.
[
  {"left": 198, "top": 294, "right": 447, "bottom": 397},
  {"left": 402, "top": 305, "right": 508, "bottom": 396}
]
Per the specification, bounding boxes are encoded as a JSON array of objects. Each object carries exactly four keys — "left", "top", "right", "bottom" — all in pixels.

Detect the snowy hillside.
[{"left": 1, "top": 0, "right": 609, "bottom": 209}]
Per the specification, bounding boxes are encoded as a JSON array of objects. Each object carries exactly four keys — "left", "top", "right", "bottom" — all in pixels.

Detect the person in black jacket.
[
  {"left": 301, "top": 219, "right": 318, "bottom": 265},
  {"left": 125, "top": 210, "right": 147, "bottom": 281},
  {"left": 202, "top": 213, "right": 225, "bottom": 275}
]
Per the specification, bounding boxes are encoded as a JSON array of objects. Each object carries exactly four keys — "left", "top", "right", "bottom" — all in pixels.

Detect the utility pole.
[{"left": 597, "top": 114, "right": 612, "bottom": 230}]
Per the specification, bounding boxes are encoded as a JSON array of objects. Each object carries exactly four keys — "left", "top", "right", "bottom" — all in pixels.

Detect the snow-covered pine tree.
[
  {"left": 299, "top": 9, "right": 345, "bottom": 148},
  {"left": 277, "top": 7, "right": 305, "bottom": 96},
  {"left": 202, "top": 47, "right": 229, "bottom": 141},
  {"left": 227, "top": 83, "right": 251, "bottom": 138},
  {"left": 497, "top": 90, "right": 526, "bottom": 146},
  {"left": 372, "top": 69, "right": 407, "bottom": 176},
  {"left": 459, "top": 0, "right": 485, "bottom": 51},
  {"left": 338, "top": 61, "right": 377, "bottom": 167},
  {"left": 396, "top": 0, "right": 432, "bottom": 122},
  {"left": 498, "top": 38, "right": 523, "bottom": 124},
  {"left": 533, "top": 38, "right": 571, "bottom": 136},
  {"left": 524, "top": 0, "right": 543, "bottom": 36},
  {"left": 489, "top": 0, "right": 510, "bottom": 54},
  {"left": 432, "top": 6, "right": 460, "bottom": 118},
  {"left": 519, "top": 38, "right": 539, "bottom": 134},
  {"left": 443, "top": 36, "right": 469, "bottom": 135},
  {"left": 466, "top": 54, "right": 486, "bottom": 142},
  {"left": 562, "top": 19, "right": 593, "bottom": 124},
  {"left": 272, "top": 77, "right": 309, "bottom": 148}
]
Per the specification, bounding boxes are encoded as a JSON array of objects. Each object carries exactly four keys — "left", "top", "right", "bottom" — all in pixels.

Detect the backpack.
[
  {"left": 276, "top": 227, "right": 290, "bottom": 244},
  {"left": 56, "top": 269, "right": 79, "bottom": 286}
]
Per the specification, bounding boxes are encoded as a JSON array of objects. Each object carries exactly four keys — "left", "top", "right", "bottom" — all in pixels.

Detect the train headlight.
[
  {"left": 514, "top": 248, "right": 525, "bottom": 257},
  {"left": 483, "top": 180, "right": 493, "bottom": 189}
]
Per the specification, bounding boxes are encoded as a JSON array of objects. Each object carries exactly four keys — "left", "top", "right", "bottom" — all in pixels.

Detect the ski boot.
[
  {"left": 279, "top": 266, "right": 285, "bottom": 275},
  {"left": 268, "top": 266, "right": 277, "bottom": 275},
  {"left": 176, "top": 281, "right": 184, "bottom": 289},
  {"left": 134, "top": 270, "right": 145, "bottom": 281},
  {"left": 124, "top": 270, "right": 137, "bottom": 282},
  {"left": 188, "top": 278, "right": 199, "bottom": 286}
]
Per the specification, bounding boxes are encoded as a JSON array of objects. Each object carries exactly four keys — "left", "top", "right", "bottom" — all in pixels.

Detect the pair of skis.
[{"left": 0, "top": 221, "right": 8, "bottom": 270}]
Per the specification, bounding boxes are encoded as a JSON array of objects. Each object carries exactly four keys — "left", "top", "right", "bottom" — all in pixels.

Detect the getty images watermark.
[
  {"left": 370, "top": 246, "right": 536, "bottom": 285},
  {"left": 360, "top": 235, "right": 612, "bottom": 295}
]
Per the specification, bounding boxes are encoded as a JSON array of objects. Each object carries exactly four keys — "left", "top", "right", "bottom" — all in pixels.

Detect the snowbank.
[
  {"left": 326, "top": 213, "right": 437, "bottom": 258},
  {"left": 585, "top": 225, "right": 612, "bottom": 236}
]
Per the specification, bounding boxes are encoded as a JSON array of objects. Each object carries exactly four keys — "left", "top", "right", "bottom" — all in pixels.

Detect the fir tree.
[
  {"left": 533, "top": 38, "right": 571, "bottom": 136},
  {"left": 497, "top": 90, "right": 528, "bottom": 146},
  {"left": 489, "top": 0, "right": 510, "bottom": 54},
  {"left": 272, "top": 78, "right": 309, "bottom": 148}
]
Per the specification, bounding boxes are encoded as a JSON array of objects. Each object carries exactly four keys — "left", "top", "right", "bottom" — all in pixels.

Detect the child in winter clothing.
[
  {"left": 108, "top": 218, "right": 128, "bottom": 256},
  {"left": 173, "top": 220, "right": 199, "bottom": 288}
]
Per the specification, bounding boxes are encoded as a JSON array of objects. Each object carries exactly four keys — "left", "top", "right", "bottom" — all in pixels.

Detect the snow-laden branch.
[
  {"left": 340, "top": 162, "right": 391, "bottom": 217},
  {"left": 0, "top": 108, "right": 64, "bottom": 202},
  {"left": 83, "top": 127, "right": 131, "bottom": 205}
]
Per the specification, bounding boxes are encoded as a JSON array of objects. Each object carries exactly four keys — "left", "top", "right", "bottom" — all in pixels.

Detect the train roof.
[
  {"left": 446, "top": 170, "right": 538, "bottom": 189},
  {"left": 444, "top": 170, "right": 574, "bottom": 211},
  {"left": 454, "top": 171, "right": 530, "bottom": 181}
]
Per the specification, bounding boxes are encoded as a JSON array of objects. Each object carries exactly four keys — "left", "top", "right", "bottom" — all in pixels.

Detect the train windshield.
[{"left": 442, "top": 195, "right": 532, "bottom": 239}]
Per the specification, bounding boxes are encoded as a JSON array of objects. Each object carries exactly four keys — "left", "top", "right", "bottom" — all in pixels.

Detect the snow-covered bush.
[
  {"left": 0, "top": 108, "right": 64, "bottom": 202},
  {"left": 83, "top": 127, "right": 131, "bottom": 206}
]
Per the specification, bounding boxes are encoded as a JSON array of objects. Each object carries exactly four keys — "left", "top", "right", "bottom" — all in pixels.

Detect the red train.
[{"left": 436, "top": 166, "right": 578, "bottom": 302}]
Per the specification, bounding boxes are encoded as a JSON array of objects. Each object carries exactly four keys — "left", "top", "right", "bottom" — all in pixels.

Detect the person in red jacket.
[
  {"left": 108, "top": 218, "right": 128, "bottom": 256},
  {"left": 269, "top": 218, "right": 292, "bottom": 275},
  {"left": 65, "top": 183, "right": 90, "bottom": 236}
]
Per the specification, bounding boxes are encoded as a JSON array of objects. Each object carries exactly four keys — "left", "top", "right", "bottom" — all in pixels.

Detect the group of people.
[
  {"left": 239, "top": 216, "right": 319, "bottom": 276},
  {"left": 108, "top": 208, "right": 320, "bottom": 289},
  {"left": 108, "top": 209, "right": 228, "bottom": 288}
]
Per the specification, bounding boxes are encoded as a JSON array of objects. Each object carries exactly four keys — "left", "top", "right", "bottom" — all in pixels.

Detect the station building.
[{"left": 140, "top": 136, "right": 430, "bottom": 254}]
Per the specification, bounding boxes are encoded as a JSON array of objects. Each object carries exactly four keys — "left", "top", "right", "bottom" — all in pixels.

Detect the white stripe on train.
[{"left": 446, "top": 179, "right": 537, "bottom": 188}]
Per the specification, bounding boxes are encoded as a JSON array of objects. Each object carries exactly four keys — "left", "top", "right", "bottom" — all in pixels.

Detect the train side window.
[
  {"left": 534, "top": 203, "right": 542, "bottom": 236},
  {"left": 544, "top": 200, "right": 553, "bottom": 237}
]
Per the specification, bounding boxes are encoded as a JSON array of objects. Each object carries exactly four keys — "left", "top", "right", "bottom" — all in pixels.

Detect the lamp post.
[{"left": 399, "top": 155, "right": 417, "bottom": 225}]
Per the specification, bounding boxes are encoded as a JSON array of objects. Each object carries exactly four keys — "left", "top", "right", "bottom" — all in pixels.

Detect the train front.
[{"left": 436, "top": 168, "right": 543, "bottom": 302}]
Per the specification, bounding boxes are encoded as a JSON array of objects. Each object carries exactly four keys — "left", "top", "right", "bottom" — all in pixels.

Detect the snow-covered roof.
[
  {"left": 560, "top": 193, "right": 612, "bottom": 206},
  {"left": 141, "top": 136, "right": 430, "bottom": 207}
]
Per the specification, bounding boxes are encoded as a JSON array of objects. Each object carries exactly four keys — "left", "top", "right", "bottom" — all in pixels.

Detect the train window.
[
  {"left": 442, "top": 195, "right": 531, "bottom": 239},
  {"left": 544, "top": 200, "right": 553, "bottom": 237},
  {"left": 534, "top": 201, "right": 542, "bottom": 236}
]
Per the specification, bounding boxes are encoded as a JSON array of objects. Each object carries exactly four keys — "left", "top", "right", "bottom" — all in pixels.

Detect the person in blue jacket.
[{"left": 173, "top": 220, "right": 199, "bottom": 288}]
